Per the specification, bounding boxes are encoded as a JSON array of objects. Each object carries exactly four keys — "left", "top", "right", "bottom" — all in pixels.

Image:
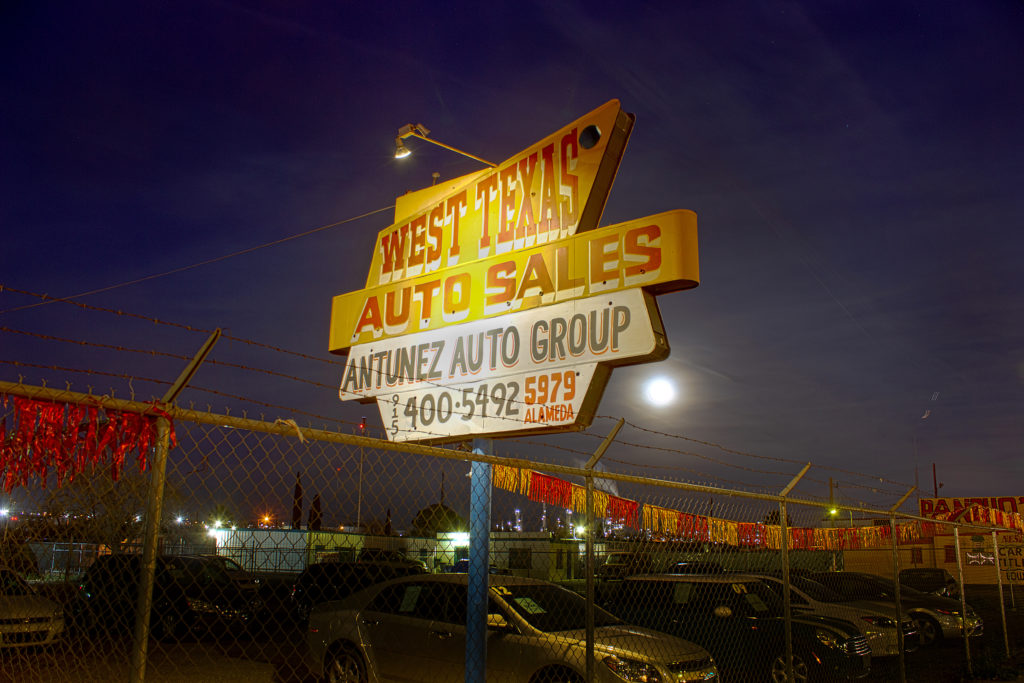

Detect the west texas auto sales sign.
[{"left": 329, "top": 100, "right": 700, "bottom": 442}]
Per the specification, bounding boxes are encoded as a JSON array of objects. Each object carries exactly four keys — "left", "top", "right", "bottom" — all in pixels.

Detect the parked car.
[
  {"left": 71, "top": 554, "right": 264, "bottom": 640},
  {"left": 595, "top": 551, "right": 653, "bottom": 580},
  {"left": 604, "top": 574, "right": 871, "bottom": 681},
  {"left": 357, "top": 547, "right": 429, "bottom": 572},
  {"left": 290, "top": 561, "right": 424, "bottom": 623},
  {"left": 446, "top": 559, "right": 509, "bottom": 574},
  {"left": 751, "top": 572, "right": 918, "bottom": 658},
  {"left": 191, "top": 554, "right": 260, "bottom": 591},
  {"left": 668, "top": 561, "right": 723, "bottom": 574},
  {"left": 307, "top": 573, "right": 719, "bottom": 683},
  {"left": 809, "top": 571, "right": 982, "bottom": 647},
  {"left": 899, "top": 568, "right": 959, "bottom": 598},
  {"left": 0, "top": 567, "right": 64, "bottom": 647}
]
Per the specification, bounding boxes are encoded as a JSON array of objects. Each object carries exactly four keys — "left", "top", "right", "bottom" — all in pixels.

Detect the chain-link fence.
[{"left": 1, "top": 379, "right": 1021, "bottom": 683}]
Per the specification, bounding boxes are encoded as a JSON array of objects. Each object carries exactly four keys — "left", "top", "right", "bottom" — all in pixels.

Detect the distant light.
[
  {"left": 175, "top": 516, "right": 184, "bottom": 524},
  {"left": 213, "top": 519, "right": 222, "bottom": 528},
  {"left": 643, "top": 377, "right": 677, "bottom": 407},
  {"left": 575, "top": 525, "right": 586, "bottom": 537},
  {"left": 830, "top": 508, "right": 838, "bottom": 516},
  {"left": 0, "top": 509, "right": 8, "bottom": 518}
]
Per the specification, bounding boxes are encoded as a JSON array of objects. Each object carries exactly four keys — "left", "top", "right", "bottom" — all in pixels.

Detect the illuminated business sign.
[
  {"left": 920, "top": 496, "right": 1024, "bottom": 520},
  {"left": 329, "top": 100, "right": 700, "bottom": 442}
]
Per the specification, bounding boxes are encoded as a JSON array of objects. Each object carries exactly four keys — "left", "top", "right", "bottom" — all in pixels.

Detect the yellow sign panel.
[
  {"left": 364, "top": 99, "right": 633, "bottom": 289},
  {"left": 329, "top": 210, "right": 698, "bottom": 353},
  {"left": 328, "top": 99, "right": 700, "bottom": 442}
]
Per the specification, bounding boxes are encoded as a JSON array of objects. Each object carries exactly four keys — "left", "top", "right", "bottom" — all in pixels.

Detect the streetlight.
[{"left": 393, "top": 123, "right": 497, "bottom": 168}]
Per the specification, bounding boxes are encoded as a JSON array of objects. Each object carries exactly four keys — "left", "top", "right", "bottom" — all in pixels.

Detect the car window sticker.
[{"left": 512, "top": 597, "right": 546, "bottom": 615}]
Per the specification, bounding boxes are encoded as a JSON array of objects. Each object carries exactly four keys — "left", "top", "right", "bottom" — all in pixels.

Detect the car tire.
[
  {"left": 325, "top": 645, "right": 367, "bottom": 683},
  {"left": 913, "top": 616, "right": 942, "bottom": 647},
  {"left": 769, "top": 652, "right": 811, "bottom": 683}
]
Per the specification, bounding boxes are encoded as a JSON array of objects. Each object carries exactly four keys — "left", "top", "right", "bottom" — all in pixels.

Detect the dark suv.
[
  {"left": 290, "top": 560, "right": 425, "bottom": 622},
  {"left": 72, "top": 554, "right": 264, "bottom": 640},
  {"left": 595, "top": 551, "right": 654, "bottom": 580},
  {"left": 604, "top": 574, "right": 871, "bottom": 681}
]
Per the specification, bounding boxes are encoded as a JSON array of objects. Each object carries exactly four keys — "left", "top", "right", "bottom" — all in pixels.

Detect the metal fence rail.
[{"left": 1, "top": 379, "right": 1019, "bottom": 683}]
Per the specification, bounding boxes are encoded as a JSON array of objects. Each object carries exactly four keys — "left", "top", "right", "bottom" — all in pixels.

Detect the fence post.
[
  {"left": 992, "top": 530, "right": 1010, "bottom": 659},
  {"left": 953, "top": 526, "right": 972, "bottom": 677},
  {"left": 584, "top": 419, "right": 623, "bottom": 683},
  {"left": 779, "top": 499, "right": 792, "bottom": 682},
  {"left": 466, "top": 439, "right": 492, "bottom": 683},
  {"left": 889, "top": 515, "right": 907, "bottom": 683},
  {"left": 778, "top": 464, "right": 809, "bottom": 683},
  {"left": 887, "top": 486, "right": 915, "bottom": 683},
  {"left": 129, "top": 329, "right": 220, "bottom": 683}
]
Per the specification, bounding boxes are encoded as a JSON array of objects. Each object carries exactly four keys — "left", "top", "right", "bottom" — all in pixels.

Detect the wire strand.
[{"left": 0, "top": 205, "right": 394, "bottom": 315}]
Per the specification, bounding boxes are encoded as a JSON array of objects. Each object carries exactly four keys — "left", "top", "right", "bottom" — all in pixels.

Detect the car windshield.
[
  {"left": 862, "top": 574, "right": 925, "bottom": 596},
  {"left": 604, "top": 554, "right": 631, "bottom": 565},
  {"left": 494, "top": 584, "right": 621, "bottom": 632},
  {"left": 790, "top": 576, "right": 846, "bottom": 603}
]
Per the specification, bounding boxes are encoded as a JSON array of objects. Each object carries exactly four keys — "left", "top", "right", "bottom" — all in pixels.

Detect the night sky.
[{"left": 2, "top": 2, "right": 1022, "bottom": 522}]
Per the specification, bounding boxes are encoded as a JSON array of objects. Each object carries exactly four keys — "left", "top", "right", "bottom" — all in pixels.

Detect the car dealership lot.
[{"left": 0, "top": 578, "right": 1020, "bottom": 682}]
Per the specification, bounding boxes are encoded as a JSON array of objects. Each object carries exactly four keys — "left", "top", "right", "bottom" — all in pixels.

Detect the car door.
[
  {"left": 422, "top": 584, "right": 522, "bottom": 683},
  {"left": 359, "top": 581, "right": 438, "bottom": 682}
]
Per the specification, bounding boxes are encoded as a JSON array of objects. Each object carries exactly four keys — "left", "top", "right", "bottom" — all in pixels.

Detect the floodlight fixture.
[
  {"left": 393, "top": 137, "right": 411, "bottom": 159},
  {"left": 393, "top": 122, "right": 496, "bottom": 167}
]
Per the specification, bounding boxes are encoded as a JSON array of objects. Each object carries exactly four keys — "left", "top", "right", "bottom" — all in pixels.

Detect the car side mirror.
[{"left": 487, "top": 613, "right": 514, "bottom": 632}]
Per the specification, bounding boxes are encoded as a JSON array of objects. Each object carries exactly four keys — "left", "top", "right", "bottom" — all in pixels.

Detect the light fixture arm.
[{"left": 396, "top": 123, "right": 497, "bottom": 168}]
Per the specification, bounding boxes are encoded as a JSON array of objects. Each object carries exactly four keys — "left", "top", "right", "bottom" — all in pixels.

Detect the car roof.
[
  {"left": 375, "top": 573, "right": 554, "bottom": 587},
  {"left": 625, "top": 573, "right": 764, "bottom": 583}
]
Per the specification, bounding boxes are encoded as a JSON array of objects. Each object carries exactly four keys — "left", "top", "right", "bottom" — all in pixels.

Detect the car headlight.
[
  {"left": 860, "top": 616, "right": 897, "bottom": 628},
  {"left": 815, "top": 628, "right": 842, "bottom": 649},
  {"left": 603, "top": 655, "right": 662, "bottom": 682}
]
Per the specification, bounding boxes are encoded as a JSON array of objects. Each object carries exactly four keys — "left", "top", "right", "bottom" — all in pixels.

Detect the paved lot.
[{"left": 1, "top": 580, "right": 1021, "bottom": 682}]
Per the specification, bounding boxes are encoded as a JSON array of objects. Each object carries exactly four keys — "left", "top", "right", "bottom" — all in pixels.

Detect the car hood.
[
  {"left": 0, "top": 595, "right": 61, "bottom": 619},
  {"left": 889, "top": 593, "right": 969, "bottom": 612},
  {"left": 842, "top": 599, "right": 910, "bottom": 620},
  {"left": 556, "top": 624, "right": 709, "bottom": 661},
  {"left": 792, "top": 613, "right": 862, "bottom": 637}
]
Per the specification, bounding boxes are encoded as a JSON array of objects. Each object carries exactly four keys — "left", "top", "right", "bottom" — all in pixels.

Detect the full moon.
[{"left": 643, "top": 377, "right": 677, "bottom": 406}]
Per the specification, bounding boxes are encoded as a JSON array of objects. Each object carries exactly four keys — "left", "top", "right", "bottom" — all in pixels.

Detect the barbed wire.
[
  {"left": 0, "top": 288, "right": 918, "bottom": 495},
  {"left": 0, "top": 286, "right": 344, "bottom": 367},
  {"left": 0, "top": 326, "right": 337, "bottom": 390},
  {"left": 596, "top": 416, "right": 916, "bottom": 489},
  {"left": 0, "top": 205, "right": 394, "bottom": 316}
]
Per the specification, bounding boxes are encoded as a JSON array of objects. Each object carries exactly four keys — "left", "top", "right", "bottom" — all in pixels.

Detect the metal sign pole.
[{"left": 466, "top": 439, "right": 492, "bottom": 683}]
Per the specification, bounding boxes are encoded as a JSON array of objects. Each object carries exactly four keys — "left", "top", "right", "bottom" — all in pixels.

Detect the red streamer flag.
[{"left": 0, "top": 396, "right": 174, "bottom": 492}]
